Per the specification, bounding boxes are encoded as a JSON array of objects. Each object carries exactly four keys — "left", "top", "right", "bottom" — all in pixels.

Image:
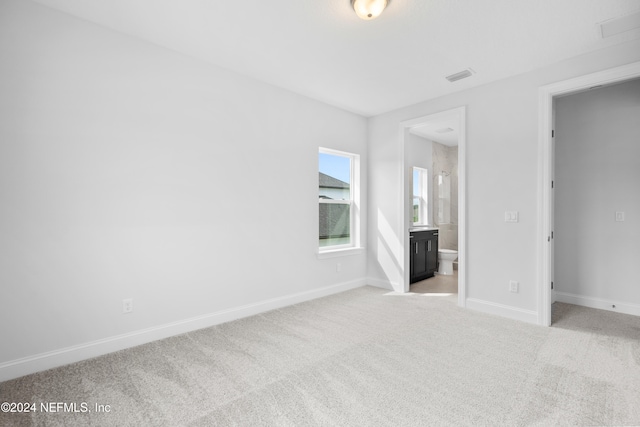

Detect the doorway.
[
  {"left": 538, "top": 61, "right": 640, "bottom": 326},
  {"left": 399, "top": 107, "right": 466, "bottom": 307}
]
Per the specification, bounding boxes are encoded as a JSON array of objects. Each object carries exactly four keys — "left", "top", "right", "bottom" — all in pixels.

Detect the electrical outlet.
[
  {"left": 509, "top": 281, "right": 519, "bottom": 293},
  {"left": 123, "top": 298, "right": 133, "bottom": 314},
  {"left": 504, "top": 211, "right": 519, "bottom": 223},
  {"left": 336, "top": 263, "right": 342, "bottom": 272},
  {"left": 615, "top": 212, "right": 625, "bottom": 222}
]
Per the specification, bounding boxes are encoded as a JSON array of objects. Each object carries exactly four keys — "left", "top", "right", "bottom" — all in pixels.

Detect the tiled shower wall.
[{"left": 432, "top": 142, "right": 458, "bottom": 251}]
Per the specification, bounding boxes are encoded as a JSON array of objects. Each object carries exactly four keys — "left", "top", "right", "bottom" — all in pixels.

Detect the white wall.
[
  {"left": 0, "top": 0, "right": 367, "bottom": 379},
  {"left": 367, "top": 39, "right": 640, "bottom": 322},
  {"left": 554, "top": 79, "right": 640, "bottom": 313}
]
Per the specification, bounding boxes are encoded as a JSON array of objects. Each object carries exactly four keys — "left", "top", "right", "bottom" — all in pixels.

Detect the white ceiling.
[
  {"left": 410, "top": 118, "right": 459, "bottom": 146},
  {"left": 31, "top": 0, "right": 640, "bottom": 116}
]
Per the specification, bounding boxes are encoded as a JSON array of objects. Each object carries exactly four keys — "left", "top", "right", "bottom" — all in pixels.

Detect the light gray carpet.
[{"left": 1, "top": 284, "right": 639, "bottom": 426}]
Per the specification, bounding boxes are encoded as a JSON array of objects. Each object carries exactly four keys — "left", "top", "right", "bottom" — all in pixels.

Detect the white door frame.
[
  {"left": 399, "top": 106, "right": 466, "bottom": 307},
  {"left": 537, "top": 61, "right": 640, "bottom": 326}
]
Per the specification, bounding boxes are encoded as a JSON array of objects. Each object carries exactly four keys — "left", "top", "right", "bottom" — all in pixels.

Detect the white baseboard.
[
  {"left": 366, "top": 277, "right": 395, "bottom": 290},
  {"left": 466, "top": 298, "right": 539, "bottom": 325},
  {"left": 0, "top": 279, "right": 366, "bottom": 382},
  {"left": 554, "top": 292, "right": 640, "bottom": 317}
]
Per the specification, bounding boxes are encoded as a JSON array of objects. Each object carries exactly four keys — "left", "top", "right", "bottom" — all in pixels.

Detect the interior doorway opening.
[
  {"left": 399, "top": 107, "right": 466, "bottom": 308},
  {"left": 538, "top": 61, "right": 640, "bottom": 326}
]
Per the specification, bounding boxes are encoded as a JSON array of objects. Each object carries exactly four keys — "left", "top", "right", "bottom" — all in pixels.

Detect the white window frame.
[
  {"left": 318, "top": 147, "right": 361, "bottom": 257},
  {"left": 412, "top": 167, "right": 429, "bottom": 226}
]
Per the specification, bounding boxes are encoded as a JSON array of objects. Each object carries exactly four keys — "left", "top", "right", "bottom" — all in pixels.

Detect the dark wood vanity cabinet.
[{"left": 410, "top": 230, "right": 438, "bottom": 283}]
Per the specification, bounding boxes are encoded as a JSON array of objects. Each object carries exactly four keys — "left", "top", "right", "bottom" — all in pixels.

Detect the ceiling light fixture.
[{"left": 351, "top": 0, "right": 389, "bottom": 20}]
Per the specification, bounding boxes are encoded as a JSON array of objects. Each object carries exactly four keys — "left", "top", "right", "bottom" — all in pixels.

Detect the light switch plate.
[
  {"left": 615, "top": 212, "right": 625, "bottom": 222},
  {"left": 509, "top": 281, "right": 519, "bottom": 293}
]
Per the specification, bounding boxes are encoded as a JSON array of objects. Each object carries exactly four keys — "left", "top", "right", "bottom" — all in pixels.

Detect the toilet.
[{"left": 437, "top": 249, "right": 458, "bottom": 275}]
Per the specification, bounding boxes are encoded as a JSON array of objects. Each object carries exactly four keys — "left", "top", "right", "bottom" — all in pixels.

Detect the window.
[
  {"left": 319, "top": 148, "right": 359, "bottom": 251},
  {"left": 412, "top": 167, "right": 429, "bottom": 225}
]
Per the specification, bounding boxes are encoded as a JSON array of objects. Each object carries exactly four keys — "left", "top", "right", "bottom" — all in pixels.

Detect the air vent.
[
  {"left": 599, "top": 11, "right": 640, "bottom": 38},
  {"left": 445, "top": 69, "right": 474, "bottom": 82}
]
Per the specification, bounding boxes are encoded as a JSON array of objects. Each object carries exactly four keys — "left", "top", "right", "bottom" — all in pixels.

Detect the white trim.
[
  {"left": 318, "top": 146, "right": 354, "bottom": 158},
  {"left": 317, "top": 247, "right": 364, "bottom": 259},
  {"left": 555, "top": 292, "right": 640, "bottom": 317},
  {"left": 319, "top": 199, "right": 351, "bottom": 205},
  {"left": 466, "top": 298, "right": 539, "bottom": 325},
  {"left": 399, "top": 107, "right": 467, "bottom": 308},
  {"left": 366, "top": 277, "right": 395, "bottom": 290},
  {"left": 0, "top": 279, "right": 366, "bottom": 382},
  {"left": 537, "top": 61, "right": 640, "bottom": 326}
]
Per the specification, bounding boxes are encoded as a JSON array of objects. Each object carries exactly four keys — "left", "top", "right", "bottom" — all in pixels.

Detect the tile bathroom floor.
[{"left": 410, "top": 270, "right": 458, "bottom": 297}]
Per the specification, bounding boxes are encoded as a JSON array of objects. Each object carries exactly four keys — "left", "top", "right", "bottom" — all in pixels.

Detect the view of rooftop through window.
[
  {"left": 319, "top": 153, "right": 351, "bottom": 188},
  {"left": 319, "top": 151, "right": 352, "bottom": 248}
]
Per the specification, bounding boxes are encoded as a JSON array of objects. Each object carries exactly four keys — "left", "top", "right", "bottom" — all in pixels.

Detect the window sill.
[{"left": 317, "top": 247, "right": 364, "bottom": 259}]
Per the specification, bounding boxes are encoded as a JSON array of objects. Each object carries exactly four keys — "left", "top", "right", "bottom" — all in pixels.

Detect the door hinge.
[
  {"left": 552, "top": 180, "right": 554, "bottom": 188},
  {"left": 552, "top": 130, "right": 555, "bottom": 138},
  {"left": 551, "top": 231, "right": 554, "bottom": 239},
  {"left": 551, "top": 281, "right": 554, "bottom": 290}
]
